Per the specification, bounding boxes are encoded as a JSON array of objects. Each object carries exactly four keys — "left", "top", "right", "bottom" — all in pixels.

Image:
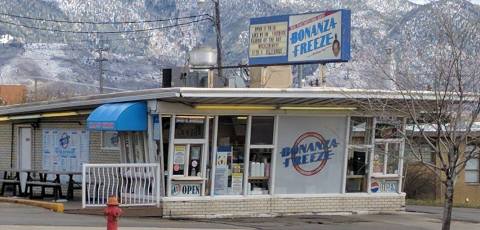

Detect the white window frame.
[
  {"left": 372, "top": 139, "right": 403, "bottom": 177},
  {"left": 100, "top": 131, "right": 120, "bottom": 151},
  {"left": 345, "top": 116, "right": 375, "bottom": 193},
  {"left": 465, "top": 145, "right": 480, "bottom": 184},
  {"left": 244, "top": 115, "right": 276, "bottom": 196},
  {"left": 167, "top": 115, "right": 209, "bottom": 197}
]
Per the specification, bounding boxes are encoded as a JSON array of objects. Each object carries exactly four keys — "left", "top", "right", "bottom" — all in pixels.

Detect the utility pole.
[
  {"left": 95, "top": 48, "right": 108, "bottom": 94},
  {"left": 34, "top": 78, "right": 38, "bottom": 101},
  {"left": 213, "top": 0, "right": 224, "bottom": 87}
]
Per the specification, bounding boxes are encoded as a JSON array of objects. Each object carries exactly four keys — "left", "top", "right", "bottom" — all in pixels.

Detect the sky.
[{"left": 409, "top": 0, "right": 480, "bottom": 4}]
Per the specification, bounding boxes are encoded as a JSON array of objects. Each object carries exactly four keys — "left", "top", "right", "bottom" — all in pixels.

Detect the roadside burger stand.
[{"left": 0, "top": 87, "right": 412, "bottom": 217}]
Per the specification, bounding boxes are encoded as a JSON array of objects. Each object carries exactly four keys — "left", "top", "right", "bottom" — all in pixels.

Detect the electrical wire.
[
  {"left": 0, "top": 12, "right": 211, "bottom": 24},
  {"left": 0, "top": 17, "right": 210, "bottom": 34}
]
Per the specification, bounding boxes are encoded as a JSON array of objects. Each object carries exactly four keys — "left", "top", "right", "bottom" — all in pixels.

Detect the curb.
[{"left": 0, "top": 197, "right": 64, "bottom": 213}]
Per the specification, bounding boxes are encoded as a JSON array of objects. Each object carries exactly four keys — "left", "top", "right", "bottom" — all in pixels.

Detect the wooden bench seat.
[{"left": 26, "top": 180, "right": 62, "bottom": 200}]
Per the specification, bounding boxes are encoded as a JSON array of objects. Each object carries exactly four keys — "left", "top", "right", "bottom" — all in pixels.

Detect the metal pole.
[
  {"left": 34, "top": 78, "right": 38, "bottom": 101},
  {"left": 297, "top": 65, "right": 303, "bottom": 88},
  {"left": 96, "top": 48, "right": 108, "bottom": 94},
  {"left": 213, "top": 0, "right": 225, "bottom": 87}
]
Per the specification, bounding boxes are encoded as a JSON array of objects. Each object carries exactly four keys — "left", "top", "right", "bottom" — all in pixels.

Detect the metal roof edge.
[{"left": 0, "top": 88, "right": 181, "bottom": 116}]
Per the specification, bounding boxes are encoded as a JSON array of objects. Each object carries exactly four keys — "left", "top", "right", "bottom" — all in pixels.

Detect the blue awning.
[{"left": 87, "top": 102, "right": 147, "bottom": 131}]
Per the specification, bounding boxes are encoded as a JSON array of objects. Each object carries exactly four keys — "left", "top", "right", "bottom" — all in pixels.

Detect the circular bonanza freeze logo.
[
  {"left": 371, "top": 181, "right": 380, "bottom": 193},
  {"left": 59, "top": 132, "right": 70, "bottom": 149},
  {"left": 280, "top": 131, "right": 338, "bottom": 176}
]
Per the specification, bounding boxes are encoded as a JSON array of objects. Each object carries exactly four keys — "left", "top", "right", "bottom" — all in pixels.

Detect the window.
[
  {"left": 350, "top": 117, "right": 373, "bottom": 145},
  {"left": 175, "top": 116, "right": 205, "bottom": 139},
  {"left": 346, "top": 117, "right": 374, "bottom": 193},
  {"left": 404, "top": 142, "right": 434, "bottom": 163},
  {"left": 465, "top": 145, "right": 479, "bottom": 183},
  {"left": 120, "top": 132, "right": 147, "bottom": 163},
  {"left": 214, "top": 116, "right": 247, "bottom": 195},
  {"left": 248, "top": 116, "right": 274, "bottom": 195},
  {"left": 346, "top": 148, "right": 370, "bottom": 192},
  {"left": 248, "top": 148, "right": 272, "bottom": 195},
  {"left": 250, "top": 116, "right": 274, "bottom": 145},
  {"left": 101, "top": 131, "right": 119, "bottom": 150},
  {"left": 375, "top": 117, "right": 403, "bottom": 139},
  {"left": 373, "top": 142, "right": 401, "bottom": 176}
]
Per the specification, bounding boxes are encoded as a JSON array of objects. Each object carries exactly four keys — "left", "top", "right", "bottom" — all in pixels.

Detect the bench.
[{"left": 26, "top": 181, "right": 62, "bottom": 200}]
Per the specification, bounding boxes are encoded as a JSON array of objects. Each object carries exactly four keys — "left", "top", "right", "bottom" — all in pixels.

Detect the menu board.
[
  {"left": 249, "top": 22, "right": 288, "bottom": 58},
  {"left": 42, "top": 129, "right": 89, "bottom": 173}
]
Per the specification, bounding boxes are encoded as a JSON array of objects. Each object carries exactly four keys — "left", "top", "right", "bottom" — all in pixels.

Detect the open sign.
[{"left": 171, "top": 183, "right": 201, "bottom": 197}]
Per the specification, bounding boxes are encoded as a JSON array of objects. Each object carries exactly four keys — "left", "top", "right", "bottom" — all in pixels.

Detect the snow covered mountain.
[{"left": 0, "top": 0, "right": 478, "bottom": 100}]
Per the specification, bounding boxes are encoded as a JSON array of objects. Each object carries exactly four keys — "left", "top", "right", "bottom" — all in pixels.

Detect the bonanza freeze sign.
[
  {"left": 248, "top": 9, "right": 351, "bottom": 65},
  {"left": 274, "top": 116, "right": 346, "bottom": 194},
  {"left": 280, "top": 132, "right": 338, "bottom": 176}
]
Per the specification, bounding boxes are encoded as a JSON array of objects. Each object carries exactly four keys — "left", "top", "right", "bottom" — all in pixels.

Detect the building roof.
[{"left": 0, "top": 87, "right": 454, "bottom": 116}]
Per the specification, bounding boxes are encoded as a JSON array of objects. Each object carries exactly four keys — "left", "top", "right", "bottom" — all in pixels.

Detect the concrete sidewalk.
[{"left": 407, "top": 205, "right": 480, "bottom": 223}]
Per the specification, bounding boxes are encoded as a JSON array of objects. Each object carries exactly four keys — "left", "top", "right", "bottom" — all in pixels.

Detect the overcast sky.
[{"left": 409, "top": 0, "right": 480, "bottom": 4}]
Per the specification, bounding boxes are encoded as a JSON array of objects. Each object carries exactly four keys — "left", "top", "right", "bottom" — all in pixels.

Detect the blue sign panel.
[{"left": 248, "top": 9, "right": 351, "bottom": 65}]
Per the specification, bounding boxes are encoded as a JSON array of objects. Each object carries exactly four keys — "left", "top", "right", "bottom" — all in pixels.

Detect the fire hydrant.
[{"left": 104, "top": 196, "right": 123, "bottom": 230}]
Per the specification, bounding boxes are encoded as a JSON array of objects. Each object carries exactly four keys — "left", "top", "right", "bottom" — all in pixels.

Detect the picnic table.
[
  {"left": 0, "top": 169, "right": 81, "bottom": 200},
  {"left": 36, "top": 170, "right": 82, "bottom": 200},
  {"left": 0, "top": 169, "right": 21, "bottom": 196}
]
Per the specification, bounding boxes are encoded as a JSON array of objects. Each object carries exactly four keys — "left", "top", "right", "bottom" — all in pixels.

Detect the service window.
[
  {"left": 346, "top": 148, "right": 370, "bottom": 192},
  {"left": 172, "top": 144, "right": 204, "bottom": 177},
  {"left": 346, "top": 116, "right": 374, "bottom": 193}
]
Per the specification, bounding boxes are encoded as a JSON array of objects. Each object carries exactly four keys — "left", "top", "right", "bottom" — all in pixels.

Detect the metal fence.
[{"left": 82, "top": 163, "right": 161, "bottom": 208}]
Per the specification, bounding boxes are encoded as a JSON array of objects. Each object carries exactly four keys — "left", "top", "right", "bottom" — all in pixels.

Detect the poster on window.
[
  {"left": 214, "top": 146, "right": 231, "bottom": 195},
  {"left": 173, "top": 145, "right": 186, "bottom": 174},
  {"left": 274, "top": 116, "right": 347, "bottom": 194},
  {"left": 42, "top": 129, "right": 89, "bottom": 173}
]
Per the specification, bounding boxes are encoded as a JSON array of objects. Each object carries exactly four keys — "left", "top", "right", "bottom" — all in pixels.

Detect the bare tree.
[{"left": 361, "top": 4, "right": 480, "bottom": 230}]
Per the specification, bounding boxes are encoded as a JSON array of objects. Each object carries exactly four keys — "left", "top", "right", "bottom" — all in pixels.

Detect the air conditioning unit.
[{"left": 249, "top": 66, "right": 292, "bottom": 88}]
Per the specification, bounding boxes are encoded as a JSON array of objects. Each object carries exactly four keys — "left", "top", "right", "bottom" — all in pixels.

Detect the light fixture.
[
  {"left": 176, "top": 115, "right": 206, "bottom": 119},
  {"left": 9, "top": 114, "right": 42, "bottom": 120},
  {"left": 42, "top": 111, "right": 78, "bottom": 118},
  {"left": 279, "top": 106, "right": 357, "bottom": 111},
  {"left": 195, "top": 105, "right": 276, "bottom": 110},
  {"left": 0, "top": 116, "right": 9, "bottom": 122},
  {"left": 77, "top": 110, "right": 92, "bottom": 115}
]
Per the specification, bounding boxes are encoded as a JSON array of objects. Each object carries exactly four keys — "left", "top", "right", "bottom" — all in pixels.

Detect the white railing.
[{"left": 82, "top": 163, "right": 161, "bottom": 208}]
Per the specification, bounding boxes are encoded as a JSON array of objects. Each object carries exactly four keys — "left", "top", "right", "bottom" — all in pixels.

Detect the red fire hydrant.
[{"left": 104, "top": 196, "right": 123, "bottom": 230}]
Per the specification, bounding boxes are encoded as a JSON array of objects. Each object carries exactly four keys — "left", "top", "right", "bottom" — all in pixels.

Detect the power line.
[
  {"left": 0, "top": 17, "right": 210, "bottom": 34},
  {"left": 0, "top": 12, "right": 211, "bottom": 25}
]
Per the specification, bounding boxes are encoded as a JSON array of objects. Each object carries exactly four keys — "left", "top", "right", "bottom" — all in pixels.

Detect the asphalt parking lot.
[{"left": 0, "top": 202, "right": 478, "bottom": 230}]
